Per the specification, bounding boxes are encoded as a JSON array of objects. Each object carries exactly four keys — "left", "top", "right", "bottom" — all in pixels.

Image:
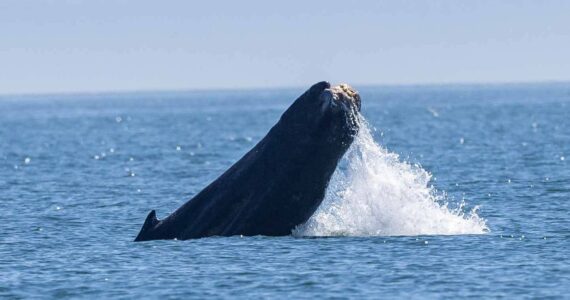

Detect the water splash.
[{"left": 295, "top": 115, "right": 488, "bottom": 237}]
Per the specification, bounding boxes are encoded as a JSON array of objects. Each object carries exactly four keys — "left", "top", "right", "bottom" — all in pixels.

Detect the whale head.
[
  {"left": 278, "top": 81, "right": 361, "bottom": 151},
  {"left": 260, "top": 81, "right": 361, "bottom": 229},
  {"left": 133, "top": 81, "right": 363, "bottom": 241}
]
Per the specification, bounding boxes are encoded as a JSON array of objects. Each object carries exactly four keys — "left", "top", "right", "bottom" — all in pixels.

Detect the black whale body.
[{"left": 135, "top": 81, "right": 361, "bottom": 241}]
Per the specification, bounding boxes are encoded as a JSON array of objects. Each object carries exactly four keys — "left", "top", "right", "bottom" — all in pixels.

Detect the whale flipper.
[{"left": 135, "top": 210, "right": 159, "bottom": 241}]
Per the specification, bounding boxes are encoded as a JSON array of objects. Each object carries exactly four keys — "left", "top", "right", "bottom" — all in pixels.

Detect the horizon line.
[{"left": 1, "top": 79, "right": 569, "bottom": 98}]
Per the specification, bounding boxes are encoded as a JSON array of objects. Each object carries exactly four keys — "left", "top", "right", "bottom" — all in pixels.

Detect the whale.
[{"left": 134, "top": 81, "right": 361, "bottom": 241}]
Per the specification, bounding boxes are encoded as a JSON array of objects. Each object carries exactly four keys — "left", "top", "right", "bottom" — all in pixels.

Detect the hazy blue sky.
[{"left": 1, "top": 0, "right": 570, "bottom": 94}]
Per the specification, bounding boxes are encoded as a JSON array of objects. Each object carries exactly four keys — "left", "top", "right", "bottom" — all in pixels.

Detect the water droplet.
[
  {"left": 137, "top": 189, "right": 141, "bottom": 192},
  {"left": 424, "top": 241, "right": 429, "bottom": 244},
  {"left": 507, "top": 179, "right": 511, "bottom": 183},
  {"left": 176, "top": 146, "right": 181, "bottom": 151},
  {"left": 24, "top": 157, "right": 31, "bottom": 164},
  {"left": 109, "top": 148, "right": 115, "bottom": 153},
  {"left": 56, "top": 206, "right": 61, "bottom": 210},
  {"left": 115, "top": 116, "right": 122, "bottom": 123},
  {"left": 427, "top": 107, "right": 439, "bottom": 117},
  {"left": 561, "top": 156, "right": 565, "bottom": 161},
  {"left": 459, "top": 138, "right": 464, "bottom": 144},
  {"left": 129, "top": 157, "right": 134, "bottom": 161},
  {"left": 94, "top": 155, "right": 100, "bottom": 160}
]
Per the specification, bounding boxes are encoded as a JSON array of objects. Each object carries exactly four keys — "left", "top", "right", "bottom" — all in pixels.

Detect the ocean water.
[{"left": 1, "top": 83, "right": 569, "bottom": 298}]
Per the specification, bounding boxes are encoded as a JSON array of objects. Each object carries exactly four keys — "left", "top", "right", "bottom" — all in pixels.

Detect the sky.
[{"left": 1, "top": 0, "right": 570, "bottom": 94}]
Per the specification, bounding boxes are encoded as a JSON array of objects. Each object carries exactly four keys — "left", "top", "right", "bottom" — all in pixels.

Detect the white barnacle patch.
[{"left": 321, "top": 84, "right": 359, "bottom": 114}]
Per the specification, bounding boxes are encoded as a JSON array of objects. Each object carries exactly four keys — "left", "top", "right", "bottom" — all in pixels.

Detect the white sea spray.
[{"left": 295, "top": 115, "right": 488, "bottom": 237}]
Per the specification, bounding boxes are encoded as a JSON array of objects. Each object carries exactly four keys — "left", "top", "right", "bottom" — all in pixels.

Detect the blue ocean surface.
[{"left": 1, "top": 83, "right": 569, "bottom": 298}]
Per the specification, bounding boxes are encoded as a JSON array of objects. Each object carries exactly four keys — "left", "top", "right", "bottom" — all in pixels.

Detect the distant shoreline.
[{"left": 1, "top": 80, "right": 569, "bottom": 99}]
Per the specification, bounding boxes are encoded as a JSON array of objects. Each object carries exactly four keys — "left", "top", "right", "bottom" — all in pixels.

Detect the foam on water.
[{"left": 295, "top": 115, "right": 488, "bottom": 237}]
